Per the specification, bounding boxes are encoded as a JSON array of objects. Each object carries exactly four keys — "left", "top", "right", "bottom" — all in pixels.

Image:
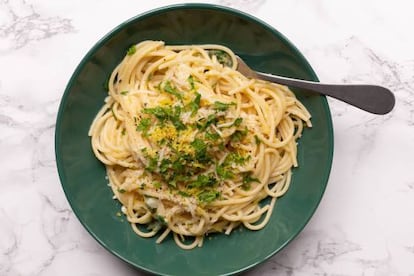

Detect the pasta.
[{"left": 88, "top": 41, "right": 311, "bottom": 249}]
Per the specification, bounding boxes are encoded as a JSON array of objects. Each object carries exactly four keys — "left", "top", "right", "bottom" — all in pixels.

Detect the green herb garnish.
[
  {"left": 171, "top": 106, "right": 186, "bottom": 130},
  {"left": 178, "top": 190, "right": 191, "bottom": 197},
  {"left": 198, "top": 190, "right": 220, "bottom": 203},
  {"left": 254, "top": 135, "right": 261, "bottom": 145},
  {"left": 143, "top": 106, "right": 169, "bottom": 121},
  {"left": 162, "top": 80, "right": 182, "bottom": 99},
  {"left": 213, "top": 101, "right": 236, "bottom": 111},
  {"left": 188, "top": 174, "right": 217, "bottom": 189},
  {"left": 241, "top": 172, "right": 260, "bottom": 190},
  {"left": 188, "top": 92, "right": 201, "bottom": 116},
  {"left": 209, "top": 50, "right": 233, "bottom": 67},
  {"left": 171, "top": 158, "right": 185, "bottom": 173},
  {"left": 136, "top": 118, "right": 151, "bottom": 136},
  {"left": 120, "top": 91, "right": 128, "bottom": 95},
  {"left": 233, "top": 117, "right": 243, "bottom": 127},
  {"left": 197, "top": 114, "right": 217, "bottom": 130},
  {"left": 225, "top": 152, "right": 250, "bottom": 165},
  {"left": 205, "top": 131, "right": 220, "bottom": 141},
  {"left": 216, "top": 164, "right": 234, "bottom": 180},
  {"left": 145, "top": 156, "right": 158, "bottom": 173},
  {"left": 155, "top": 215, "right": 166, "bottom": 225},
  {"left": 230, "top": 128, "right": 248, "bottom": 142},
  {"left": 153, "top": 181, "right": 161, "bottom": 189},
  {"left": 188, "top": 75, "right": 196, "bottom": 90},
  {"left": 159, "top": 159, "right": 171, "bottom": 173},
  {"left": 127, "top": 45, "right": 136, "bottom": 55},
  {"left": 143, "top": 106, "right": 186, "bottom": 130},
  {"left": 191, "top": 138, "right": 210, "bottom": 163}
]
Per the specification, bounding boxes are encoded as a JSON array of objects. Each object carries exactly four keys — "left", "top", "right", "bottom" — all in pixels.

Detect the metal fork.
[{"left": 236, "top": 56, "right": 395, "bottom": 115}]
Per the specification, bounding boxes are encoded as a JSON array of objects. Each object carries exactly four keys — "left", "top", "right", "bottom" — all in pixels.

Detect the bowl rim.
[{"left": 55, "top": 3, "right": 334, "bottom": 275}]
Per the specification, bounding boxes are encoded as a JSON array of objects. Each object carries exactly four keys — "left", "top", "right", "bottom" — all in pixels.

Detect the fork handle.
[{"left": 256, "top": 72, "right": 395, "bottom": 115}]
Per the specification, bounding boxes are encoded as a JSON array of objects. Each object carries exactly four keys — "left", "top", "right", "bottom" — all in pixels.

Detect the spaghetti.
[{"left": 89, "top": 41, "right": 311, "bottom": 249}]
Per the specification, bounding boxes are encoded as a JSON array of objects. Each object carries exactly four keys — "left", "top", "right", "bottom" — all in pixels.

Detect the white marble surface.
[{"left": 1, "top": 0, "right": 414, "bottom": 275}]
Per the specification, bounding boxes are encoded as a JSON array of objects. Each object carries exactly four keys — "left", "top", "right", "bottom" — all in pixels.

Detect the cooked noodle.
[{"left": 89, "top": 40, "right": 311, "bottom": 249}]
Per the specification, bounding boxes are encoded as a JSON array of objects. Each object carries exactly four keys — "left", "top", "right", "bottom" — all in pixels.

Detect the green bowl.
[{"left": 55, "top": 4, "right": 333, "bottom": 275}]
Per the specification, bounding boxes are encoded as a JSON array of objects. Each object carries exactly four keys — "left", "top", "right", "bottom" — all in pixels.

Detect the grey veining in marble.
[{"left": 0, "top": 0, "right": 75, "bottom": 52}]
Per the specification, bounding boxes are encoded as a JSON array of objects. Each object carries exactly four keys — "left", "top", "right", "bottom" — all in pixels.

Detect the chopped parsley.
[
  {"left": 241, "top": 172, "right": 260, "bottom": 190},
  {"left": 127, "top": 45, "right": 136, "bottom": 55},
  {"left": 197, "top": 114, "right": 217, "bottom": 130},
  {"left": 171, "top": 158, "right": 185, "bottom": 173},
  {"left": 159, "top": 159, "right": 171, "bottom": 173},
  {"left": 191, "top": 138, "right": 210, "bottom": 163},
  {"left": 145, "top": 155, "right": 158, "bottom": 173},
  {"left": 136, "top": 118, "right": 151, "bottom": 135},
  {"left": 208, "top": 50, "right": 233, "bottom": 67},
  {"left": 162, "top": 81, "right": 182, "bottom": 100},
  {"left": 143, "top": 106, "right": 186, "bottom": 130},
  {"left": 155, "top": 215, "right": 166, "bottom": 225},
  {"left": 218, "top": 142, "right": 225, "bottom": 150},
  {"left": 230, "top": 128, "right": 248, "bottom": 142},
  {"left": 178, "top": 190, "right": 191, "bottom": 197},
  {"left": 118, "top": 188, "right": 126, "bottom": 193},
  {"left": 188, "top": 92, "right": 201, "bottom": 116},
  {"left": 233, "top": 117, "right": 243, "bottom": 127},
  {"left": 120, "top": 90, "right": 128, "bottom": 95},
  {"left": 254, "top": 135, "right": 261, "bottom": 145},
  {"left": 188, "top": 75, "right": 196, "bottom": 90},
  {"left": 225, "top": 152, "right": 250, "bottom": 165},
  {"left": 188, "top": 174, "right": 217, "bottom": 189},
  {"left": 216, "top": 164, "right": 234, "bottom": 180},
  {"left": 167, "top": 178, "right": 177, "bottom": 188},
  {"left": 205, "top": 131, "right": 220, "bottom": 141},
  {"left": 213, "top": 101, "right": 236, "bottom": 111},
  {"left": 153, "top": 181, "right": 161, "bottom": 189},
  {"left": 143, "top": 106, "right": 169, "bottom": 121},
  {"left": 198, "top": 190, "right": 220, "bottom": 203}
]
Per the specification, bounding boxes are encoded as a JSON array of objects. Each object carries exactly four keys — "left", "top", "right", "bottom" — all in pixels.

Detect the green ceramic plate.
[{"left": 55, "top": 4, "right": 333, "bottom": 275}]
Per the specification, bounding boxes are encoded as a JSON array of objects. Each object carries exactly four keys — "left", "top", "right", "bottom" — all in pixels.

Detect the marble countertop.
[{"left": 1, "top": 0, "right": 414, "bottom": 275}]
